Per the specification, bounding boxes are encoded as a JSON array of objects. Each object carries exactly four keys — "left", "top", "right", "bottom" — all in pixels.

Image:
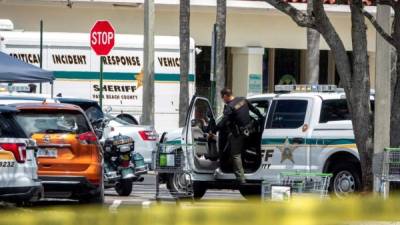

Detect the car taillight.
[
  {"left": 121, "top": 159, "right": 130, "bottom": 168},
  {"left": 138, "top": 130, "right": 158, "bottom": 141},
  {"left": 0, "top": 143, "right": 26, "bottom": 163},
  {"left": 78, "top": 131, "right": 98, "bottom": 144}
]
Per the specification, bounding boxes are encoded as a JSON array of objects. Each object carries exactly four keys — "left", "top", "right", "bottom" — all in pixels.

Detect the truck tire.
[
  {"left": 115, "top": 180, "right": 133, "bottom": 196},
  {"left": 167, "top": 174, "right": 206, "bottom": 199},
  {"left": 330, "top": 163, "right": 361, "bottom": 197}
]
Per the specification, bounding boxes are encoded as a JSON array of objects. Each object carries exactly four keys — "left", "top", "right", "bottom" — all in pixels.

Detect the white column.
[
  {"left": 142, "top": 0, "right": 155, "bottom": 126},
  {"left": 374, "top": 5, "right": 391, "bottom": 194},
  {"left": 231, "top": 47, "right": 264, "bottom": 97}
]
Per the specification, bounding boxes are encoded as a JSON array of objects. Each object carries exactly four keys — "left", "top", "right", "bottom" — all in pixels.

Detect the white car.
[
  {"left": 0, "top": 105, "right": 42, "bottom": 204},
  {"left": 56, "top": 98, "right": 158, "bottom": 168},
  {"left": 101, "top": 114, "right": 158, "bottom": 168}
]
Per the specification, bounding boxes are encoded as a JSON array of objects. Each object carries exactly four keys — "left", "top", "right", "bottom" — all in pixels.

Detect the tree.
[
  {"left": 215, "top": 0, "right": 227, "bottom": 115},
  {"left": 262, "top": 0, "right": 374, "bottom": 191},
  {"left": 179, "top": 0, "right": 190, "bottom": 127},
  {"left": 363, "top": 1, "right": 400, "bottom": 148}
]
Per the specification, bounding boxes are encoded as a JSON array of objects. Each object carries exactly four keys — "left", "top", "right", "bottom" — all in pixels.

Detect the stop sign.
[{"left": 90, "top": 20, "right": 115, "bottom": 56}]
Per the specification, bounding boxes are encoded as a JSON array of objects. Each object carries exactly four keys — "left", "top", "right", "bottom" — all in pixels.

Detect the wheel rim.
[
  {"left": 333, "top": 170, "right": 356, "bottom": 197},
  {"left": 172, "top": 173, "right": 191, "bottom": 194}
]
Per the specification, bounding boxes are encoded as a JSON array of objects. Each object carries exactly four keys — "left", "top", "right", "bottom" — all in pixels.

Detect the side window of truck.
[
  {"left": 249, "top": 100, "right": 269, "bottom": 116},
  {"left": 319, "top": 100, "right": 350, "bottom": 123},
  {"left": 266, "top": 100, "right": 308, "bottom": 129},
  {"left": 319, "top": 99, "right": 374, "bottom": 123}
]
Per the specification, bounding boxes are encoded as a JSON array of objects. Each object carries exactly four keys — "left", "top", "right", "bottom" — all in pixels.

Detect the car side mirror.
[
  {"left": 191, "top": 119, "right": 197, "bottom": 127},
  {"left": 104, "top": 106, "right": 112, "bottom": 113}
]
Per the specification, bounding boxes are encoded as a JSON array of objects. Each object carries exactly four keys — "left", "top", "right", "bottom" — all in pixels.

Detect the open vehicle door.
[{"left": 181, "top": 96, "right": 219, "bottom": 174}]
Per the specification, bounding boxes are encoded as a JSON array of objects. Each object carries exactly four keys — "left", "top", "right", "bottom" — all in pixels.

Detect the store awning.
[{"left": 0, "top": 51, "right": 54, "bottom": 83}]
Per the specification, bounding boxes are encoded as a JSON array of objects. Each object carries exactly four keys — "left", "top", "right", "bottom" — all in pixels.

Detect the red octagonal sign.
[{"left": 90, "top": 20, "right": 115, "bottom": 56}]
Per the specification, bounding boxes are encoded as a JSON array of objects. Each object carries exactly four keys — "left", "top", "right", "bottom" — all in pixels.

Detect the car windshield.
[{"left": 16, "top": 110, "right": 91, "bottom": 135}]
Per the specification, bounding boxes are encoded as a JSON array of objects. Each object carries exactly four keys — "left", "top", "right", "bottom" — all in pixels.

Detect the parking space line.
[
  {"left": 142, "top": 200, "right": 152, "bottom": 208},
  {"left": 109, "top": 200, "right": 122, "bottom": 213}
]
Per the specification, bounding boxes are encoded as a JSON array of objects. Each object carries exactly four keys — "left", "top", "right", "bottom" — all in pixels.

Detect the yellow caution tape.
[{"left": 1, "top": 196, "right": 400, "bottom": 225}]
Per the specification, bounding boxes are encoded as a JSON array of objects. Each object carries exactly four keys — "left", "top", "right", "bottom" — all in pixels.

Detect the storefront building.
[{"left": 0, "top": 0, "right": 379, "bottom": 97}]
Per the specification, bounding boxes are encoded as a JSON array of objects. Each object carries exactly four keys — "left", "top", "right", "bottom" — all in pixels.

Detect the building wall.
[{"left": 0, "top": 3, "right": 377, "bottom": 51}]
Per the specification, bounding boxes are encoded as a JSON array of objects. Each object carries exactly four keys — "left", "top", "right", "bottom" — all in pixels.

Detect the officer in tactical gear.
[{"left": 212, "top": 88, "right": 263, "bottom": 184}]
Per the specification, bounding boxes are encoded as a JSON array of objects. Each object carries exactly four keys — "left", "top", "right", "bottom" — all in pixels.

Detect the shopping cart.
[
  {"left": 381, "top": 148, "right": 400, "bottom": 198},
  {"left": 261, "top": 172, "right": 332, "bottom": 201},
  {"left": 153, "top": 143, "right": 194, "bottom": 201}
]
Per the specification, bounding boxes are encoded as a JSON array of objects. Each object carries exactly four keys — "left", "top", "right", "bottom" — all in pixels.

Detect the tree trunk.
[
  {"left": 391, "top": 51, "right": 400, "bottom": 147},
  {"left": 306, "top": 0, "right": 320, "bottom": 84},
  {"left": 311, "top": 0, "right": 373, "bottom": 191},
  {"left": 390, "top": 1, "right": 400, "bottom": 147},
  {"left": 215, "top": 0, "right": 227, "bottom": 116},
  {"left": 349, "top": 0, "right": 373, "bottom": 192},
  {"left": 179, "top": 0, "right": 190, "bottom": 127}
]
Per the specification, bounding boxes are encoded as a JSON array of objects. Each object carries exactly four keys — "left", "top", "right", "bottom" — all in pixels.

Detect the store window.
[
  {"left": 319, "top": 50, "right": 329, "bottom": 84},
  {"left": 274, "top": 49, "right": 301, "bottom": 85}
]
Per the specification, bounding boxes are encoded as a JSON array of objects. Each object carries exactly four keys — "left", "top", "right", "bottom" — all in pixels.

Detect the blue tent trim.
[{"left": 0, "top": 51, "right": 54, "bottom": 83}]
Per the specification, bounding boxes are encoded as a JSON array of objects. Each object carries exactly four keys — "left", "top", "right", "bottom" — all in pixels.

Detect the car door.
[
  {"left": 182, "top": 96, "right": 219, "bottom": 173},
  {"left": 261, "top": 97, "right": 313, "bottom": 176}
]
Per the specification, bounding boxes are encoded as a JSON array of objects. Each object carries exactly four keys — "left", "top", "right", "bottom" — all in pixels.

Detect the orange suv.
[{"left": 13, "top": 103, "right": 103, "bottom": 203}]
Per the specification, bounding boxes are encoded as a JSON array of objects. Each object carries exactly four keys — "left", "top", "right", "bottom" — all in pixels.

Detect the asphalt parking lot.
[
  {"left": 17, "top": 174, "right": 244, "bottom": 209},
  {"left": 105, "top": 174, "right": 244, "bottom": 207}
]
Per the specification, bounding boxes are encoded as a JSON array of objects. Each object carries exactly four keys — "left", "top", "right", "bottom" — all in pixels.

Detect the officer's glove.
[{"left": 207, "top": 132, "right": 217, "bottom": 142}]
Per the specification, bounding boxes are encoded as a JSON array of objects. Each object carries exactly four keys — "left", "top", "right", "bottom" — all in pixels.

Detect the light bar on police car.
[{"left": 274, "top": 84, "right": 338, "bottom": 93}]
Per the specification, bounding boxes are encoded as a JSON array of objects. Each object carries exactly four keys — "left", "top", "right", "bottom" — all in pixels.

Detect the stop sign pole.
[{"left": 90, "top": 20, "right": 115, "bottom": 108}]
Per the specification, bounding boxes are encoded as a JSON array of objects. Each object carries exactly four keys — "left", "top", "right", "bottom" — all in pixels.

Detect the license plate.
[{"left": 37, "top": 148, "right": 57, "bottom": 158}]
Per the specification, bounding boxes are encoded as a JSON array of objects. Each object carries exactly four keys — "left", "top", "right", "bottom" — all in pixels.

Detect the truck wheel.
[
  {"left": 239, "top": 185, "right": 261, "bottom": 200},
  {"left": 330, "top": 163, "right": 361, "bottom": 197},
  {"left": 115, "top": 180, "right": 133, "bottom": 196},
  {"left": 167, "top": 173, "right": 206, "bottom": 199}
]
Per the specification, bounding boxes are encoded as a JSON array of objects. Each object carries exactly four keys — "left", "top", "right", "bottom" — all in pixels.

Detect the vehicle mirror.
[
  {"left": 191, "top": 119, "right": 197, "bottom": 127},
  {"left": 105, "top": 106, "right": 112, "bottom": 113}
]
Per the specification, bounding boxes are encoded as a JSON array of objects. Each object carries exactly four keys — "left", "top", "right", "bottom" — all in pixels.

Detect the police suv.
[{"left": 159, "top": 85, "right": 365, "bottom": 198}]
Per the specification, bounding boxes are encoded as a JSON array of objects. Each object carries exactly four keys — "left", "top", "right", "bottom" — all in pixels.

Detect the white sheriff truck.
[
  {"left": 0, "top": 30, "right": 195, "bottom": 133},
  {"left": 160, "top": 85, "right": 368, "bottom": 198}
]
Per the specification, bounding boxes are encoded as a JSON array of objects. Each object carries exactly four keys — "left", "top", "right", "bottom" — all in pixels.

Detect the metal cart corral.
[
  {"left": 381, "top": 148, "right": 400, "bottom": 198},
  {"left": 262, "top": 172, "right": 332, "bottom": 201},
  {"left": 153, "top": 143, "right": 194, "bottom": 201}
]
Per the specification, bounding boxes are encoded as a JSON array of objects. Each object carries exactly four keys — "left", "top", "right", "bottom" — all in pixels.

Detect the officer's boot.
[{"left": 232, "top": 154, "right": 246, "bottom": 185}]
